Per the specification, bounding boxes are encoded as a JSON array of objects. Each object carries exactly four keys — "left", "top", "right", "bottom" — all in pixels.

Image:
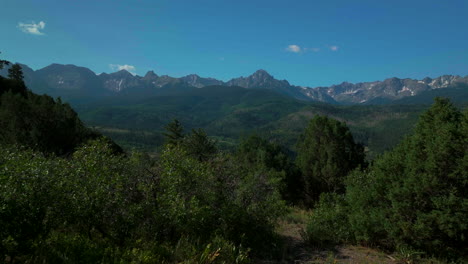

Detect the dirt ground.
[{"left": 258, "top": 210, "right": 397, "bottom": 264}]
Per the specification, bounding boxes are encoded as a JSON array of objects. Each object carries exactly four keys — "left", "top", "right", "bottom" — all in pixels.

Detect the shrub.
[
  {"left": 306, "top": 98, "right": 468, "bottom": 260},
  {"left": 1, "top": 139, "right": 286, "bottom": 262},
  {"left": 305, "top": 193, "right": 351, "bottom": 246}
]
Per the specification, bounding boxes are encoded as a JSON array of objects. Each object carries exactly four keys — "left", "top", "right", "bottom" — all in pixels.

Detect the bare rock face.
[
  {"left": 227, "top": 69, "right": 285, "bottom": 89},
  {"left": 180, "top": 74, "right": 224, "bottom": 88},
  {"left": 303, "top": 75, "right": 468, "bottom": 104},
  {"left": 226, "top": 69, "right": 315, "bottom": 101},
  {"left": 99, "top": 70, "right": 142, "bottom": 92}
]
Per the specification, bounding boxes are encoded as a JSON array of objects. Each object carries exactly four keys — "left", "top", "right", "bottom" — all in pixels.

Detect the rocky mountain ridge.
[{"left": 1, "top": 63, "right": 466, "bottom": 104}]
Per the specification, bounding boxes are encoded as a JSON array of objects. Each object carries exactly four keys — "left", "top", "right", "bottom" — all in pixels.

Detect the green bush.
[
  {"left": 305, "top": 98, "right": 468, "bottom": 260},
  {"left": 0, "top": 138, "right": 286, "bottom": 262},
  {"left": 236, "top": 134, "right": 302, "bottom": 204},
  {"left": 305, "top": 193, "right": 351, "bottom": 246}
]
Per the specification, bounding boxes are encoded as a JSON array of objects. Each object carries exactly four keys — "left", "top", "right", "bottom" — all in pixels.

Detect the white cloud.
[
  {"left": 286, "top": 44, "right": 301, "bottom": 53},
  {"left": 309, "top": 47, "right": 320, "bottom": 52},
  {"left": 18, "top": 21, "right": 46, "bottom": 35},
  {"left": 330, "top": 45, "right": 339, "bottom": 51},
  {"left": 110, "top": 64, "right": 137, "bottom": 75}
]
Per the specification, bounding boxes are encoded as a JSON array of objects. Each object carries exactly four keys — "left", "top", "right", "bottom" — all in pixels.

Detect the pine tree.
[
  {"left": 163, "top": 119, "right": 184, "bottom": 146},
  {"left": 0, "top": 52, "right": 10, "bottom": 70},
  {"left": 8, "top": 63, "right": 24, "bottom": 82},
  {"left": 183, "top": 128, "right": 217, "bottom": 162},
  {"left": 296, "top": 115, "right": 365, "bottom": 206}
]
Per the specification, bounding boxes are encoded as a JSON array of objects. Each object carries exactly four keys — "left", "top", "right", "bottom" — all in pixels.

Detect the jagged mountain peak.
[
  {"left": 383, "top": 77, "right": 403, "bottom": 85},
  {"left": 184, "top": 73, "right": 200, "bottom": 78},
  {"left": 181, "top": 74, "right": 201, "bottom": 82},
  {"left": 144, "top": 70, "right": 158, "bottom": 78},
  {"left": 422, "top": 77, "right": 432, "bottom": 83},
  {"left": 180, "top": 74, "right": 223, "bottom": 88},
  {"left": 252, "top": 69, "right": 273, "bottom": 78},
  {"left": 109, "top": 69, "right": 133, "bottom": 78}
]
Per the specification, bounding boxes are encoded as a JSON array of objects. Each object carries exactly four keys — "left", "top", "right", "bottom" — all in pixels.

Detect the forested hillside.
[{"left": 74, "top": 86, "right": 431, "bottom": 159}]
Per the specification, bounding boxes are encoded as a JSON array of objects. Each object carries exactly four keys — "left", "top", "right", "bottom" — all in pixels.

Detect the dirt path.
[{"left": 259, "top": 211, "right": 397, "bottom": 264}]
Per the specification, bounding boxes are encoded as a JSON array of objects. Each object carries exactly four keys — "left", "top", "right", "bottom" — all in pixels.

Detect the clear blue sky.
[{"left": 2, "top": 0, "right": 468, "bottom": 87}]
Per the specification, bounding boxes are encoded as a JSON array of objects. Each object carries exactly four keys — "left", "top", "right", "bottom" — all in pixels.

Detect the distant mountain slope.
[
  {"left": 74, "top": 84, "right": 442, "bottom": 159},
  {"left": 35, "top": 64, "right": 107, "bottom": 97},
  {"left": 225, "top": 69, "right": 304, "bottom": 101},
  {"left": 180, "top": 74, "right": 224, "bottom": 88},
  {"left": 388, "top": 83, "right": 468, "bottom": 105},
  {"left": 78, "top": 85, "right": 305, "bottom": 131},
  {"left": 313, "top": 75, "right": 468, "bottom": 104},
  {"left": 1, "top": 62, "right": 466, "bottom": 104}
]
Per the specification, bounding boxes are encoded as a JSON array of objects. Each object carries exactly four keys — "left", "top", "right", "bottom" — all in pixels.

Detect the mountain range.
[{"left": 1, "top": 63, "right": 467, "bottom": 104}]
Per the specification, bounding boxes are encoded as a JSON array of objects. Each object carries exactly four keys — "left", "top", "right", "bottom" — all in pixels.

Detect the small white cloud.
[
  {"left": 18, "top": 21, "right": 46, "bottom": 35},
  {"left": 310, "top": 48, "right": 320, "bottom": 52},
  {"left": 330, "top": 45, "right": 339, "bottom": 51},
  {"left": 110, "top": 64, "right": 137, "bottom": 75},
  {"left": 286, "top": 44, "right": 301, "bottom": 53}
]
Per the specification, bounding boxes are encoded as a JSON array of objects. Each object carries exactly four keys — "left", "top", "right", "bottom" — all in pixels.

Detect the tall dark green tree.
[
  {"left": 296, "top": 115, "right": 365, "bottom": 206},
  {"left": 183, "top": 128, "right": 217, "bottom": 162},
  {"left": 163, "top": 119, "right": 184, "bottom": 146},
  {"left": 7, "top": 63, "right": 27, "bottom": 96},
  {"left": 0, "top": 52, "right": 10, "bottom": 70},
  {"left": 8, "top": 63, "right": 24, "bottom": 82},
  {"left": 163, "top": 120, "right": 217, "bottom": 161}
]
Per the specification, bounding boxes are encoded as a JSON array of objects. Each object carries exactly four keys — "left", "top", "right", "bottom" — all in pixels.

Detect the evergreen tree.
[
  {"left": 296, "top": 115, "right": 365, "bottom": 206},
  {"left": 163, "top": 119, "right": 184, "bottom": 146},
  {"left": 183, "top": 128, "right": 217, "bottom": 161},
  {"left": 8, "top": 63, "right": 24, "bottom": 82},
  {"left": 0, "top": 52, "right": 10, "bottom": 70},
  {"left": 0, "top": 62, "right": 27, "bottom": 96},
  {"left": 163, "top": 120, "right": 216, "bottom": 161}
]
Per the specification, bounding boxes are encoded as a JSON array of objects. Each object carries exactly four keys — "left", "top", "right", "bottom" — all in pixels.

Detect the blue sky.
[{"left": 2, "top": 0, "right": 468, "bottom": 87}]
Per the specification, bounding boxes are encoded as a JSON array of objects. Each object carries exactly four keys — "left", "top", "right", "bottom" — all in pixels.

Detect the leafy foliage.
[
  {"left": 306, "top": 98, "right": 468, "bottom": 260},
  {"left": 163, "top": 120, "right": 218, "bottom": 161},
  {"left": 236, "top": 135, "right": 302, "bottom": 203},
  {"left": 0, "top": 138, "right": 286, "bottom": 262},
  {"left": 305, "top": 193, "right": 350, "bottom": 246}
]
